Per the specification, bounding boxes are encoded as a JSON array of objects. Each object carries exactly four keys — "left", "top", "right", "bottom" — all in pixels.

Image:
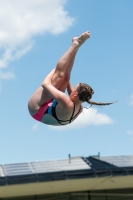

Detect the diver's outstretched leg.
[
  {"left": 58, "top": 50, "right": 77, "bottom": 92},
  {"left": 51, "top": 31, "right": 90, "bottom": 89}
]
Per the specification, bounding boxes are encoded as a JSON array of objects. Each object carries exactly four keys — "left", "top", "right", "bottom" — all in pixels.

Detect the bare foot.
[{"left": 72, "top": 31, "right": 90, "bottom": 46}]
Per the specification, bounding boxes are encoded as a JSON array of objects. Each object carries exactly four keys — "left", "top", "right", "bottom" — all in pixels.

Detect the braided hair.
[{"left": 77, "top": 83, "right": 116, "bottom": 106}]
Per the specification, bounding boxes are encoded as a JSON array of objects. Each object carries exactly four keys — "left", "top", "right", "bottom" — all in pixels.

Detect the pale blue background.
[{"left": 0, "top": 0, "right": 133, "bottom": 164}]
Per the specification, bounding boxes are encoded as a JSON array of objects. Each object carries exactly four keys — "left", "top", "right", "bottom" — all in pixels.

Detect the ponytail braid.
[
  {"left": 87, "top": 99, "right": 117, "bottom": 106},
  {"left": 77, "top": 83, "right": 117, "bottom": 107}
]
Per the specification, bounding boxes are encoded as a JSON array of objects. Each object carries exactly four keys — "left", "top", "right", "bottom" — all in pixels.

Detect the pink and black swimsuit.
[{"left": 32, "top": 99, "right": 81, "bottom": 125}]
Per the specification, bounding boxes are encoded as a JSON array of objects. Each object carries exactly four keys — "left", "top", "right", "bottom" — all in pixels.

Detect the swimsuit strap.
[
  {"left": 46, "top": 100, "right": 81, "bottom": 125},
  {"left": 69, "top": 103, "right": 75, "bottom": 123},
  {"left": 53, "top": 101, "right": 81, "bottom": 125},
  {"left": 70, "top": 104, "right": 81, "bottom": 121}
]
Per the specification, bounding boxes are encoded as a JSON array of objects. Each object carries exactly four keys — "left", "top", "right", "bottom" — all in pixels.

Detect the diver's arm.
[
  {"left": 42, "top": 74, "right": 72, "bottom": 108},
  {"left": 67, "top": 81, "right": 73, "bottom": 95}
]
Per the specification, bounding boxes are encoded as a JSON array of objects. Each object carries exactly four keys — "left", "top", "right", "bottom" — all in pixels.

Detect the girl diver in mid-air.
[{"left": 28, "top": 31, "right": 114, "bottom": 126}]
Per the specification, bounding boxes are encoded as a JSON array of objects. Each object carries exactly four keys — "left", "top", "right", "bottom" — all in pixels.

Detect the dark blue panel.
[{"left": 0, "top": 177, "right": 6, "bottom": 185}]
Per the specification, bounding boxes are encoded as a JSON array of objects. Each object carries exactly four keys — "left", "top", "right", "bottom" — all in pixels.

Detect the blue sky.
[{"left": 0, "top": 0, "right": 133, "bottom": 164}]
